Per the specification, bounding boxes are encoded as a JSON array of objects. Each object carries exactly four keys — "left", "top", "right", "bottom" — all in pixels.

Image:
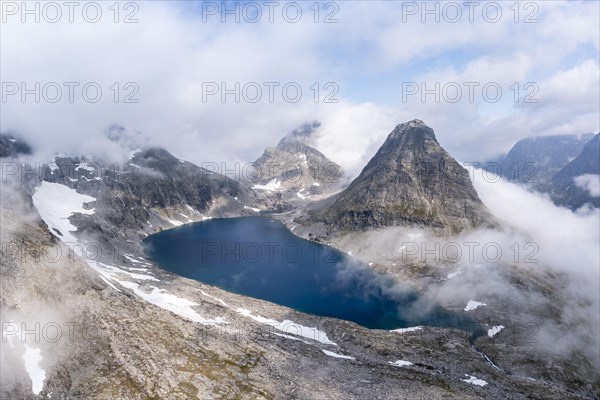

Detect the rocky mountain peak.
[
  {"left": 281, "top": 121, "right": 320, "bottom": 142},
  {"left": 383, "top": 119, "right": 439, "bottom": 154},
  {"left": 388, "top": 119, "right": 432, "bottom": 139},
  {"left": 311, "top": 120, "right": 494, "bottom": 234},
  {"left": 252, "top": 122, "right": 344, "bottom": 202}
]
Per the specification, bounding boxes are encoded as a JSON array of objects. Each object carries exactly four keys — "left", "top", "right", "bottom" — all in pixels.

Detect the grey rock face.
[
  {"left": 313, "top": 120, "right": 493, "bottom": 234},
  {"left": 551, "top": 133, "right": 600, "bottom": 209},
  {"left": 252, "top": 122, "right": 344, "bottom": 202}
]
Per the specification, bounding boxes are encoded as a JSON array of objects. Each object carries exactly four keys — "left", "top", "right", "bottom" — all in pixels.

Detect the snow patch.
[
  {"left": 32, "top": 181, "right": 96, "bottom": 243},
  {"left": 116, "top": 280, "right": 227, "bottom": 325},
  {"left": 322, "top": 349, "right": 355, "bottom": 360},
  {"left": 389, "top": 360, "right": 412, "bottom": 367},
  {"left": 129, "top": 148, "right": 142, "bottom": 159},
  {"left": 166, "top": 218, "right": 183, "bottom": 226},
  {"left": 272, "top": 332, "right": 311, "bottom": 344},
  {"left": 236, "top": 308, "right": 336, "bottom": 345},
  {"left": 297, "top": 189, "right": 308, "bottom": 200},
  {"left": 81, "top": 176, "right": 102, "bottom": 182},
  {"left": 47, "top": 162, "right": 59, "bottom": 173},
  {"left": 252, "top": 179, "right": 282, "bottom": 191},
  {"left": 200, "top": 290, "right": 228, "bottom": 306},
  {"left": 178, "top": 212, "right": 193, "bottom": 222},
  {"left": 464, "top": 300, "right": 487, "bottom": 311},
  {"left": 487, "top": 325, "right": 504, "bottom": 337},
  {"left": 461, "top": 374, "right": 488, "bottom": 387},
  {"left": 390, "top": 326, "right": 423, "bottom": 334},
  {"left": 75, "top": 162, "right": 97, "bottom": 173},
  {"left": 23, "top": 344, "right": 46, "bottom": 395},
  {"left": 123, "top": 254, "right": 152, "bottom": 266}
]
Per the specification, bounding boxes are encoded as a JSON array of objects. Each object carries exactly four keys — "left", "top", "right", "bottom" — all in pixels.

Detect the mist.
[
  {"left": 329, "top": 171, "right": 599, "bottom": 364},
  {"left": 2, "top": 2, "right": 598, "bottom": 177}
]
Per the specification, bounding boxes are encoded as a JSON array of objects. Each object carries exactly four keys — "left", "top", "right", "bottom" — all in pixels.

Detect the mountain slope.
[
  {"left": 41, "top": 147, "right": 261, "bottom": 240},
  {"left": 0, "top": 133, "right": 32, "bottom": 158},
  {"left": 551, "top": 134, "right": 600, "bottom": 209},
  {"left": 312, "top": 120, "right": 493, "bottom": 234}
]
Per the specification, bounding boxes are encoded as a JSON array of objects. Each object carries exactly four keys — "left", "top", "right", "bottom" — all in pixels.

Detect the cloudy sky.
[{"left": 1, "top": 0, "right": 599, "bottom": 177}]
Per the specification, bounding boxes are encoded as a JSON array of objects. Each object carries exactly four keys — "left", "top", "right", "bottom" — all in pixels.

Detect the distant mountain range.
[
  {"left": 492, "top": 132, "right": 599, "bottom": 210},
  {"left": 3, "top": 122, "right": 597, "bottom": 239}
]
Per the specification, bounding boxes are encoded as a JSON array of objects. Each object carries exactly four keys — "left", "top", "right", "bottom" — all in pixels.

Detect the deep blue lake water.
[{"left": 143, "top": 216, "right": 475, "bottom": 331}]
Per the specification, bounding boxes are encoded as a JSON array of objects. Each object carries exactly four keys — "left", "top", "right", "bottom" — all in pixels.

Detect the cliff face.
[{"left": 317, "top": 120, "right": 493, "bottom": 234}]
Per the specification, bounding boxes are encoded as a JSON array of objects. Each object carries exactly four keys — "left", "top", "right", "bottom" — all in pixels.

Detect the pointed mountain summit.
[
  {"left": 316, "top": 120, "right": 493, "bottom": 233},
  {"left": 252, "top": 122, "right": 344, "bottom": 200}
]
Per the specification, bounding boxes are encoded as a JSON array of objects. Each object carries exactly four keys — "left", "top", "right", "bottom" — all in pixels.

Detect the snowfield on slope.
[
  {"left": 252, "top": 179, "right": 282, "bottom": 191},
  {"left": 464, "top": 300, "right": 487, "bottom": 311},
  {"left": 32, "top": 181, "right": 96, "bottom": 243},
  {"left": 237, "top": 308, "right": 336, "bottom": 345},
  {"left": 32, "top": 181, "right": 228, "bottom": 326},
  {"left": 23, "top": 344, "right": 46, "bottom": 395},
  {"left": 487, "top": 325, "right": 505, "bottom": 337},
  {"left": 390, "top": 326, "right": 422, "bottom": 334}
]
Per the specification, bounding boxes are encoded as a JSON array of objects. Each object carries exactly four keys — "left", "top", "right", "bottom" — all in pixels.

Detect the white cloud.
[
  {"left": 472, "top": 171, "right": 600, "bottom": 282},
  {"left": 1, "top": 1, "right": 598, "bottom": 170},
  {"left": 574, "top": 174, "right": 600, "bottom": 197}
]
